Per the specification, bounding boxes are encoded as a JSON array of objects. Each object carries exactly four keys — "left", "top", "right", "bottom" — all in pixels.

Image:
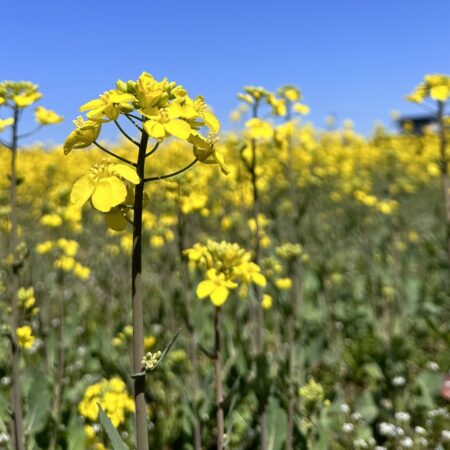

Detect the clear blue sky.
[{"left": 3, "top": 0, "right": 450, "bottom": 144}]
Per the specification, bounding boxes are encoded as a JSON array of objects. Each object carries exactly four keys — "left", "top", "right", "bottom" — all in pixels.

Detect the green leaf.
[
  {"left": 67, "top": 418, "right": 87, "bottom": 450},
  {"left": 147, "top": 328, "right": 182, "bottom": 372},
  {"left": 98, "top": 404, "right": 129, "bottom": 450},
  {"left": 267, "top": 396, "right": 287, "bottom": 450},
  {"left": 24, "top": 371, "right": 51, "bottom": 436},
  {"left": 415, "top": 370, "right": 442, "bottom": 409},
  {"left": 354, "top": 391, "right": 378, "bottom": 423}
]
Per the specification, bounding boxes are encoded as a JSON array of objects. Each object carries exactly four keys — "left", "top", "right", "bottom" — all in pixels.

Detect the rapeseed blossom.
[
  {"left": 16, "top": 326, "right": 35, "bottom": 349},
  {"left": 407, "top": 74, "right": 450, "bottom": 103},
  {"left": 78, "top": 377, "right": 134, "bottom": 427},
  {"left": 35, "top": 106, "right": 64, "bottom": 125},
  {"left": 70, "top": 160, "right": 139, "bottom": 213},
  {"left": 185, "top": 240, "right": 265, "bottom": 307}
]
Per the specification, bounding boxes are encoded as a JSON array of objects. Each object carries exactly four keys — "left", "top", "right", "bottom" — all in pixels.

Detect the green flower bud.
[{"left": 116, "top": 80, "right": 128, "bottom": 93}]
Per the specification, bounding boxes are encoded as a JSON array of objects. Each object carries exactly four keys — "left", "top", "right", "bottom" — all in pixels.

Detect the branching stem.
[
  {"left": 114, "top": 120, "right": 140, "bottom": 146},
  {"left": 143, "top": 158, "right": 198, "bottom": 183},
  {"left": 93, "top": 141, "right": 136, "bottom": 167}
]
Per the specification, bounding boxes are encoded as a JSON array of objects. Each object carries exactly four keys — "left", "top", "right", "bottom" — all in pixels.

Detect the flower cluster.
[
  {"left": 406, "top": 73, "right": 450, "bottom": 103},
  {"left": 0, "top": 81, "right": 63, "bottom": 131},
  {"left": 36, "top": 238, "right": 91, "bottom": 280},
  {"left": 16, "top": 325, "right": 35, "bottom": 350},
  {"left": 184, "top": 240, "right": 266, "bottom": 306},
  {"left": 64, "top": 71, "right": 226, "bottom": 172},
  {"left": 78, "top": 377, "right": 134, "bottom": 427},
  {"left": 18, "top": 287, "right": 39, "bottom": 317}
]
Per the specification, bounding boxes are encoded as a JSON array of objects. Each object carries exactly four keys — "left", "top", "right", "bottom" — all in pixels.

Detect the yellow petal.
[
  {"left": 196, "top": 280, "right": 215, "bottom": 299},
  {"left": 91, "top": 176, "right": 127, "bottom": 212},
  {"left": 252, "top": 272, "right": 266, "bottom": 287},
  {"left": 203, "top": 111, "right": 220, "bottom": 133},
  {"left": 111, "top": 164, "right": 140, "bottom": 184},
  {"left": 211, "top": 286, "right": 229, "bottom": 306},
  {"left": 105, "top": 209, "right": 128, "bottom": 231},
  {"left": 143, "top": 120, "right": 165, "bottom": 138},
  {"left": 293, "top": 103, "right": 310, "bottom": 115},
  {"left": 430, "top": 85, "right": 449, "bottom": 101},
  {"left": 214, "top": 150, "right": 230, "bottom": 175},
  {"left": 165, "top": 119, "right": 191, "bottom": 140},
  {"left": 79, "top": 98, "right": 103, "bottom": 112},
  {"left": 71, "top": 175, "right": 96, "bottom": 207}
]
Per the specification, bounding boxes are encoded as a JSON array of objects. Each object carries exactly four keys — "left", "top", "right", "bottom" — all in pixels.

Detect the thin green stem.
[
  {"left": 214, "top": 307, "right": 224, "bottom": 450},
  {"left": 50, "top": 270, "right": 65, "bottom": 450},
  {"left": 17, "top": 125, "right": 43, "bottom": 140},
  {"left": 93, "top": 141, "right": 136, "bottom": 167},
  {"left": 248, "top": 101, "right": 267, "bottom": 450},
  {"left": 437, "top": 101, "right": 450, "bottom": 279},
  {"left": 176, "top": 196, "right": 202, "bottom": 450},
  {"left": 9, "top": 105, "right": 24, "bottom": 450},
  {"left": 125, "top": 114, "right": 144, "bottom": 132},
  {"left": 145, "top": 142, "right": 159, "bottom": 158},
  {"left": 143, "top": 158, "right": 198, "bottom": 183},
  {"left": 132, "top": 131, "right": 149, "bottom": 450},
  {"left": 0, "top": 138, "right": 12, "bottom": 150},
  {"left": 114, "top": 120, "right": 140, "bottom": 146}
]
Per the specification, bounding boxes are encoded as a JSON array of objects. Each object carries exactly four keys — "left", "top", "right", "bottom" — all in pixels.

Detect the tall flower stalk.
[
  {"left": 185, "top": 239, "right": 266, "bottom": 450},
  {"left": 0, "top": 81, "right": 63, "bottom": 450},
  {"left": 238, "top": 86, "right": 268, "bottom": 448},
  {"left": 174, "top": 184, "right": 203, "bottom": 450},
  {"left": 407, "top": 74, "right": 450, "bottom": 278},
  {"left": 237, "top": 85, "right": 308, "bottom": 448},
  {"left": 276, "top": 85, "right": 309, "bottom": 450},
  {"left": 64, "top": 72, "right": 225, "bottom": 450}
]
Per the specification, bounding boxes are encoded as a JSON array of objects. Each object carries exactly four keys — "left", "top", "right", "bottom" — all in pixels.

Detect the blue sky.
[{"left": 3, "top": 0, "right": 450, "bottom": 145}]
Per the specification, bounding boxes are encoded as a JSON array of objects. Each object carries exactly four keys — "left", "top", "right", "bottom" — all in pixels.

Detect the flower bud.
[
  {"left": 116, "top": 79, "right": 128, "bottom": 93},
  {"left": 127, "top": 80, "right": 137, "bottom": 93}
]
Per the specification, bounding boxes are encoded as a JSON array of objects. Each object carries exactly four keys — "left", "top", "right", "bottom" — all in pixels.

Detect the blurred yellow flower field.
[{"left": 0, "top": 72, "right": 449, "bottom": 450}]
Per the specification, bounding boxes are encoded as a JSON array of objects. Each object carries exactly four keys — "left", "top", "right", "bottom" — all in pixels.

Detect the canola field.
[{"left": 0, "top": 75, "right": 449, "bottom": 450}]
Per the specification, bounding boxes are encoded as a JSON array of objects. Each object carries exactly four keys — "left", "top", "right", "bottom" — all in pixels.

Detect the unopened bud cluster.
[{"left": 142, "top": 350, "right": 161, "bottom": 371}]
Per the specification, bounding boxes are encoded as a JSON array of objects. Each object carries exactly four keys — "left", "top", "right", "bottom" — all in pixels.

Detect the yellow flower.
[
  {"left": 84, "top": 424, "right": 96, "bottom": 440},
  {"left": 245, "top": 118, "right": 273, "bottom": 140},
  {"left": 196, "top": 268, "right": 238, "bottom": 307},
  {"left": 298, "top": 378, "right": 324, "bottom": 403},
  {"left": 275, "top": 278, "right": 292, "bottom": 290},
  {"left": 57, "top": 238, "right": 79, "bottom": 257},
  {"left": 407, "top": 74, "right": 450, "bottom": 103},
  {"left": 73, "top": 263, "right": 91, "bottom": 280},
  {"left": 54, "top": 256, "right": 76, "bottom": 272},
  {"left": 262, "top": 294, "right": 273, "bottom": 309},
  {"left": 112, "top": 337, "right": 122, "bottom": 347},
  {"left": 40, "top": 213, "right": 62, "bottom": 227},
  {"left": 150, "top": 235, "right": 164, "bottom": 247},
  {"left": 280, "top": 86, "right": 301, "bottom": 102},
  {"left": 267, "top": 94, "right": 287, "bottom": 116},
  {"left": 135, "top": 71, "right": 168, "bottom": 109},
  {"left": 79, "top": 377, "right": 134, "bottom": 427},
  {"left": 142, "top": 101, "right": 193, "bottom": 141},
  {"left": 16, "top": 326, "right": 35, "bottom": 349},
  {"left": 0, "top": 117, "right": 14, "bottom": 133},
  {"left": 64, "top": 116, "right": 101, "bottom": 154},
  {"left": 293, "top": 103, "right": 310, "bottom": 115},
  {"left": 190, "top": 133, "right": 229, "bottom": 175},
  {"left": 233, "top": 260, "right": 266, "bottom": 287},
  {"left": 144, "top": 335, "right": 156, "bottom": 351},
  {"left": 36, "top": 240, "right": 54, "bottom": 254},
  {"left": 35, "top": 106, "right": 64, "bottom": 125},
  {"left": 71, "top": 161, "right": 139, "bottom": 213},
  {"left": 123, "top": 325, "right": 133, "bottom": 337},
  {"left": 13, "top": 91, "right": 42, "bottom": 108},
  {"left": 80, "top": 90, "right": 136, "bottom": 122}
]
